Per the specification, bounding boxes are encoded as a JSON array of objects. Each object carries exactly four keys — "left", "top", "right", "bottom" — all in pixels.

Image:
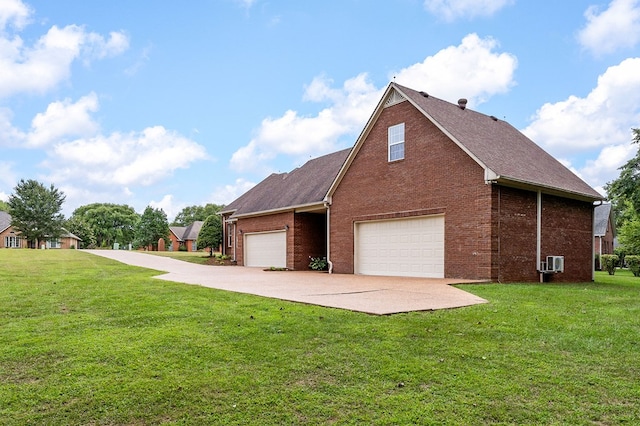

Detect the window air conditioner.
[{"left": 546, "top": 255, "right": 564, "bottom": 273}]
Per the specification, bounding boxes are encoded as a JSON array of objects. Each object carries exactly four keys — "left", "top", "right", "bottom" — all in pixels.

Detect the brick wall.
[
  {"left": 541, "top": 195, "right": 594, "bottom": 282},
  {"left": 293, "top": 213, "right": 326, "bottom": 270}
]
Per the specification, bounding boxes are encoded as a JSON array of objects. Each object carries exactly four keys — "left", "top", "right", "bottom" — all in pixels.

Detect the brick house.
[
  {"left": 1, "top": 211, "right": 81, "bottom": 249},
  {"left": 593, "top": 203, "right": 616, "bottom": 264},
  {"left": 221, "top": 83, "right": 603, "bottom": 282},
  {"left": 168, "top": 221, "right": 204, "bottom": 252}
]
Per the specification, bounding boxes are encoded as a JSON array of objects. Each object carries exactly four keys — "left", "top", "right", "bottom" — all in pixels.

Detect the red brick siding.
[
  {"left": 330, "top": 100, "right": 493, "bottom": 280},
  {"left": 541, "top": 195, "right": 594, "bottom": 282},
  {"left": 493, "top": 186, "right": 538, "bottom": 282},
  {"left": 293, "top": 213, "right": 326, "bottom": 270}
]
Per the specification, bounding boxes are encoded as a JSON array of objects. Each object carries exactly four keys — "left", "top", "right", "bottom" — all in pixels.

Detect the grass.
[
  {"left": 1, "top": 250, "right": 639, "bottom": 425},
  {"left": 143, "top": 250, "right": 215, "bottom": 265}
]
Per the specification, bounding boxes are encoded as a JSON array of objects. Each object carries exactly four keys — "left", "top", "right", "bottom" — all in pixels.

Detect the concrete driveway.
[{"left": 84, "top": 250, "right": 488, "bottom": 315}]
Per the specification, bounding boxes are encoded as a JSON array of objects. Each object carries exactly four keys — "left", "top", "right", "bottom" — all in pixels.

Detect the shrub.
[
  {"left": 178, "top": 244, "right": 188, "bottom": 252},
  {"left": 601, "top": 254, "right": 619, "bottom": 275},
  {"left": 625, "top": 255, "right": 640, "bottom": 277},
  {"left": 309, "top": 256, "right": 328, "bottom": 271}
]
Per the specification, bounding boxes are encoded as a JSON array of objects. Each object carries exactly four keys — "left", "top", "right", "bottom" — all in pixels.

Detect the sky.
[{"left": 1, "top": 0, "right": 640, "bottom": 220}]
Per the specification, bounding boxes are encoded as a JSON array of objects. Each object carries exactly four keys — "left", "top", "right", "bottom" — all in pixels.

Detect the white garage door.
[
  {"left": 355, "top": 215, "right": 444, "bottom": 278},
  {"left": 244, "top": 231, "right": 286, "bottom": 268}
]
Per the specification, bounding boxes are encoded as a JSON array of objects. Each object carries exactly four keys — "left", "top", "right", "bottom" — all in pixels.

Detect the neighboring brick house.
[
  {"left": 221, "top": 83, "right": 603, "bottom": 282},
  {"left": 168, "top": 221, "right": 204, "bottom": 252},
  {"left": 0, "top": 211, "right": 23, "bottom": 248},
  {"left": 594, "top": 203, "right": 616, "bottom": 263},
  {"left": 1, "top": 211, "right": 81, "bottom": 249}
]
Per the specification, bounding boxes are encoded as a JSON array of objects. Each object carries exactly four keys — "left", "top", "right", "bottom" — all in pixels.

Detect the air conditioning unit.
[{"left": 546, "top": 255, "right": 564, "bottom": 273}]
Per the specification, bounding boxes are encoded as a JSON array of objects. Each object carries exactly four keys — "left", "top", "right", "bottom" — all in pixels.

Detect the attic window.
[{"left": 388, "top": 123, "right": 405, "bottom": 162}]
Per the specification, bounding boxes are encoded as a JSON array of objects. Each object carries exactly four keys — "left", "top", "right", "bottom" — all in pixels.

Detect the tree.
[
  {"left": 606, "top": 128, "right": 640, "bottom": 254},
  {"left": 196, "top": 214, "right": 222, "bottom": 256},
  {"left": 65, "top": 216, "right": 97, "bottom": 249},
  {"left": 172, "top": 203, "right": 224, "bottom": 226},
  {"left": 0, "top": 200, "right": 9, "bottom": 212},
  {"left": 606, "top": 128, "right": 640, "bottom": 217},
  {"left": 7, "top": 179, "right": 66, "bottom": 248},
  {"left": 134, "top": 206, "right": 170, "bottom": 250},
  {"left": 70, "top": 203, "right": 139, "bottom": 248}
]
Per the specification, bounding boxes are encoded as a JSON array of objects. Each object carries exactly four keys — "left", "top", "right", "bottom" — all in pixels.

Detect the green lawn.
[
  {"left": 143, "top": 250, "right": 215, "bottom": 265},
  {"left": 1, "top": 250, "right": 639, "bottom": 425}
]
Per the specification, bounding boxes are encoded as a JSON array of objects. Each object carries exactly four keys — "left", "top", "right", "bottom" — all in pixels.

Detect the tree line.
[{"left": 3, "top": 180, "right": 223, "bottom": 254}]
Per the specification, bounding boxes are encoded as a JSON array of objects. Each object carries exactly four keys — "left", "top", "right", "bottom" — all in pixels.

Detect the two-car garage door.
[
  {"left": 355, "top": 215, "right": 444, "bottom": 278},
  {"left": 244, "top": 231, "right": 287, "bottom": 268}
]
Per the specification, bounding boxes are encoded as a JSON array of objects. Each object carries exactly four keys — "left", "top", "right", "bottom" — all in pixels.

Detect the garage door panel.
[
  {"left": 355, "top": 215, "right": 444, "bottom": 278},
  {"left": 245, "top": 231, "right": 286, "bottom": 268}
]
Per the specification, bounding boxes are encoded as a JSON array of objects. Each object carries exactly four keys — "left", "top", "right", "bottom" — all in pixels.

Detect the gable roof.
[
  {"left": 170, "top": 221, "right": 204, "bottom": 242},
  {"left": 328, "top": 83, "right": 602, "bottom": 202},
  {"left": 594, "top": 203, "right": 614, "bottom": 237},
  {"left": 0, "top": 211, "right": 10, "bottom": 233},
  {"left": 222, "top": 148, "right": 351, "bottom": 218}
]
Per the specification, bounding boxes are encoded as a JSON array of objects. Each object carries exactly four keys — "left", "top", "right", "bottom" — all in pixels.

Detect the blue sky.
[{"left": 1, "top": 0, "right": 640, "bottom": 220}]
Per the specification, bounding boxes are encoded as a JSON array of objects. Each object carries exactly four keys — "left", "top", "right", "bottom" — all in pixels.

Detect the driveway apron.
[{"left": 84, "top": 250, "right": 488, "bottom": 315}]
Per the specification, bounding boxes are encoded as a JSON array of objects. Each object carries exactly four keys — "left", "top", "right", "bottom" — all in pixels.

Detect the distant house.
[
  {"left": 169, "top": 221, "right": 204, "bottom": 252},
  {"left": 0, "top": 211, "right": 81, "bottom": 249},
  {"left": 221, "top": 82, "right": 603, "bottom": 282},
  {"left": 0, "top": 211, "right": 23, "bottom": 248},
  {"left": 594, "top": 203, "right": 616, "bottom": 262}
]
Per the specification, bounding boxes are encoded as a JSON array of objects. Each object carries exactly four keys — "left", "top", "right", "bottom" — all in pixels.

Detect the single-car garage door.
[
  {"left": 244, "top": 231, "right": 286, "bottom": 268},
  {"left": 355, "top": 215, "right": 444, "bottom": 278}
]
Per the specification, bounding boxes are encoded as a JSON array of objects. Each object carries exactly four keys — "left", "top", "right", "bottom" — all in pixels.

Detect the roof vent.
[
  {"left": 490, "top": 115, "right": 498, "bottom": 121},
  {"left": 419, "top": 91, "right": 429, "bottom": 98},
  {"left": 457, "top": 98, "right": 467, "bottom": 110}
]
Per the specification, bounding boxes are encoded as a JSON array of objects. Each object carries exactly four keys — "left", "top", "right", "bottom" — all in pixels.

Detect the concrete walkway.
[{"left": 84, "top": 250, "right": 488, "bottom": 315}]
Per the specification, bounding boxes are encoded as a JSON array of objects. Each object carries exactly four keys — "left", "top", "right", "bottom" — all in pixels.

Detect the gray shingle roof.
[
  {"left": 0, "top": 211, "right": 10, "bottom": 233},
  {"left": 393, "top": 83, "right": 602, "bottom": 201},
  {"left": 170, "top": 221, "right": 204, "bottom": 241},
  {"left": 222, "top": 148, "right": 351, "bottom": 217},
  {"left": 594, "top": 203, "right": 613, "bottom": 236}
]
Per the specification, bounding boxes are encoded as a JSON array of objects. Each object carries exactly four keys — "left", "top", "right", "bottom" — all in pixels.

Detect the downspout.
[
  {"left": 324, "top": 200, "right": 333, "bottom": 274},
  {"left": 537, "top": 191, "right": 542, "bottom": 283}
]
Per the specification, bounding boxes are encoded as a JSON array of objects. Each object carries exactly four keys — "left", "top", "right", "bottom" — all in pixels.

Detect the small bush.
[
  {"left": 178, "top": 244, "right": 188, "bottom": 252},
  {"left": 601, "top": 254, "right": 619, "bottom": 275},
  {"left": 625, "top": 255, "right": 640, "bottom": 277},
  {"left": 309, "top": 256, "right": 328, "bottom": 271}
]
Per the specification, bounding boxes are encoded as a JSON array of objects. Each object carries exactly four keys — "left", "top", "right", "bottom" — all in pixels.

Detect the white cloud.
[
  {"left": 230, "top": 34, "right": 517, "bottom": 174},
  {"left": 230, "top": 73, "right": 381, "bottom": 173},
  {"left": 393, "top": 33, "right": 517, "bottom": 107},
  {"left": 210, "top": 178, "right": 257, "bottom": 205},
  {"left": 523, "top": 57, "right": 640, "bottom": 190},
  {"left": 424, "top": 0, "right": 514, "bottom": 21},
  {"left": 577, "top": 0, "right": 640, "bottom": 56},
  {"left": 149, "top": 194, "right": 181, "bottom": 221},
  {"left": 0, "top": 22, "right": 129, "bottom": 98},
  {"left": 48, "top": 125, "right": 208, "bottom": 187},
  {"left": 27, "top": 93, "right": 100, "bottom": 147},
  {"left": 0, "top": 191, "right": 8, "bottom": 201},
  {"left": 0, "top": 0, "right": 31, "bottom": 31}
]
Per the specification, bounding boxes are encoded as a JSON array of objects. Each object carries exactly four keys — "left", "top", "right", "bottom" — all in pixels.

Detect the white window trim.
[{"left": 388, "top": 123, "right": 405, "bottom": 162}]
